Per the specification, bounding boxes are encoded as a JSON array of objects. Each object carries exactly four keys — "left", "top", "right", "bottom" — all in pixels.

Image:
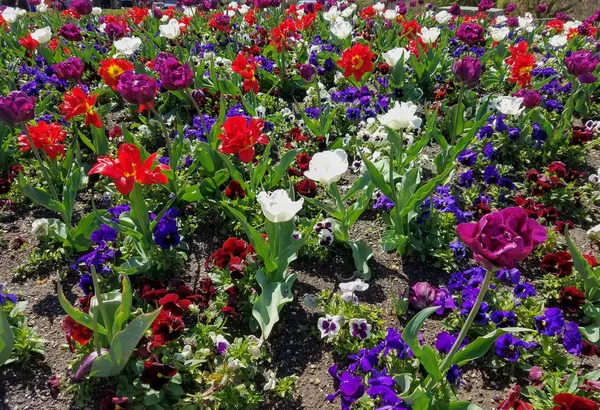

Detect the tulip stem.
[
  {"left": 329, "top": 183, "right": 348, "bottom": 241},
  {"left": 451, "top": 88, "right": 464, "bottom": 146},
  {"left": 91, "top": 265, "right": 113, "bottom": 343},
  {"left": 426, "top": 267, "right": 495, "bottom": 390},
  {"left": 185, "top": 91, "right": 210, "bottom": 138},
  {"left": 149, "top": 105, "right": 172, "bottom": 159},
  {"left": 21, "top": 124, "right": 60, "bottom": 202}
]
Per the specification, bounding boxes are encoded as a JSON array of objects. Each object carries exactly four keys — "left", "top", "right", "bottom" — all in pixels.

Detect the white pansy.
[
  {"left": 341, "top": 5, "right": 356, "bottom": 18},
  {"left": 330, "top": 18, "right": 352, "bottom": 39},
  {"left": 588, "top": 168, "right": 600, "bottom": 184},
  {"left": 323, "top": 6, "right": 339, "bottom": 21},
  {"left": 317, "top": 314, "right": 343, "bottom": 340},
  {"left": 159, "top": 18, "right": 181, "bottom": 39},
  {"left": 382, "top": 47, "right": 409, "bottom": 67},
  {"left": 349, "top": 318, "right": 371, "bottom": 339},
  {"left": 548, "top": 35, "right": 568, "bottom": 48},
  {"left": 32, "top": 218, "right": 49, "bottom": 236},
  {"left": 113, "top": 36, "right": 142, "bottom": 57},
  {"left": 263, "top": 370, "right": 277, "bottom": 390},
  {"left": 340, "top": 279, "right": 369, "bottom": 302},
  {"left": 378, "top": 101, "right": 422, "bottom": 131},
  {"left": 227, "top": 358, "right": 244, "bottom": 370},
  {"left": 31, "top": 27, "right": 52, "bottom": 44},
  {"left": 304, "top": 149, "right": 348, "bottom": 185},
  {"left": 92, "top": 7, "right": 102, "bottom": 15},
  {"left": 418, "top": 27, "right": 440, "bottom": 44},
  {"left": 2, "top": 7, "right": 20, "bottom": 23},
  {"left": 435, "top": 10, "right": 451, "bottom": 24},
  {"left": 495, "top": 96, "right": 525, "bottom": 117},
  {"left": 247, "top": 335, "right": 263, "bottom": 358},
  {"left": 489, "top": 26, "right": 509, "bottom": 42},
  {"left": 257, "top": 190, "right": 304, "bottom": 223},
  {"left": 383, "top": 9, "right": 397, "bottom": 20}
]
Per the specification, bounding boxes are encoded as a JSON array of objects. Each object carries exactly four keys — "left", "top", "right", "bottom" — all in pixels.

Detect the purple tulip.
[
  {"left": 52, "top": 57, "right": 84, "bottom": 81},
  {"left": 0, "top": 91, "right": 35, "bottom": 127},
  {"left": 104, "top": 22, "right": 126, "bottom": 40},
  {"left": 117, "top": 71, "right": 157, "bottom": 106},
  {"left": 504, "top": 3, "right": 516, "bottom": 15},
  {"left": 71, "top": 349, "right": 108, "bottom": 382},
  {"left": 70, "top": 0, "right": 92, "bottom": 15},
  {"left": 154, "top": 53, "right": 194, "bottom": 91},
  {"left": 408, "top": 282, "right": 438, "bottom": 311},
  {"left": 565, "top": 50, "right": 599, "bottom": 84},
  {"left": 59, "top": 24, "right": 83, "bottom": 41},
  {"left": 477, "top": 0, "right": 494, "bottom": 12},
  {"left": 456, "top": 23, "right": 485, "bottom": 46},
  {"left": 515, "top": 89, "right": 542, "bottom": 108},
  {"left": 299, "top": 64, "right": 316, "bottom": 82},
  {"left": 507, "top": 17, "right": 519, "bottom": 27},
  {"left": 153, "top": 7, "right": 163, "bottom": 19},
  {"left": 536, "top": 3, "right": 548, "bottom": 14},
  {"left": 452, "top": 56, "right": 482, "bottom": 87},
  {"left": 457, "top": 207, "right": 547, "bottom": 270},
  {"left": 449, "top": 3, "right": 461, "bottom": 16}
]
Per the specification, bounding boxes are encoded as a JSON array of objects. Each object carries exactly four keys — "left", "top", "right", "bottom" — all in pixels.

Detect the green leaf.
[
  {"left": 565, "top": 228, "right": 600, "bottom": 301},
  {"left": 346, "top": 240, "right": 373, "bottom": 280},
  {"left": 129, "top": 184, "right": 150, "bottom": 239},
  {"left": 57, "top": 277, "right": 107, "bottom": 335},
  {"left": 18, "top": 174, "right": 65, "bottom": 214},
  {"left": 112, "top": 275, "right": 133, "bottom": 335},
  {"left": 67, "top": 211, "right": 107, "bottom": 253},
  {"left": 268, "top": 148, "right": 302, "bottom": 189},
  {"left": 273, "top": 227, "right": 311, "bottom": 280},
  {"left": 0, "top": 308, "right": 14, "bottom": 366},
  {"left": 252, "top": 271, "right": 296, "bottom": 339},
  {"left": 402, "top": 306, "right": 439, "bottom": 355},
  {"left": 360, "top": 154, "right": 394, "bottom": 199},
  {"left": 433, "top": 401, "right": 485, "bottom": 410},
  {"left": 420, "top": 345, "right": 442, "bottom": 381},
  {"left": 451, "top": 327, "right": 533, "bottom": 367},
  {"left": 116, "top": 256, "right": 149, "bottom": 275},
  {"left": 90, "top": 308, "right": 161, "bottom": 378}
]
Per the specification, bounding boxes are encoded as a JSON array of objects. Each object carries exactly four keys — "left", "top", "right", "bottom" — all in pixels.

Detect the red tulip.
[{"left": 59, "top": 87, "right": 102, "bottom": 128}]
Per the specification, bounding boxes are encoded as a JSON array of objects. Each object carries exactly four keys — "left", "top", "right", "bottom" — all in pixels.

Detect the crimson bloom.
[
  {"left": 457, "top": 207, "right": 547, "bottom": 270},
  {"left": 541, "top": 251, "right": 573, "bottom": 276},
  {"left": 88, "top": 143, "right": 170, "bottom": 195},
  {"left": 141, "top": 356, "right": 177, "bottom": 390},
  {"left": 62, "top": 315, "right": 92, "bottom": 352},
  {"left": 498, "top": 385, "right": 534, "bottom": 410},
  {"left": 19, "top": 34, "right": 39, "bottom": 50},
  {"left": 560, "top": 286, "right": 586, "bottom": 312},
  {"left": 217, "top": 116, "right": 269, "bottom": 162},
  {"left": 231, "top": 53, "right": 259, "bottom": 93},
  {"left": 553, "top": 393, "right": 598, "bottom": 410},
  {"left": 17, "top": 121, "right": 67, "bottom": 159},
  {"left": 150, "top": 310, "right": 184, "bottom": 347},
  {"left": 59, "top": 87, "right": 102, "bottom": 128},
  {"left": 338, "top": 43, "right": 375, "bottom": 81}
]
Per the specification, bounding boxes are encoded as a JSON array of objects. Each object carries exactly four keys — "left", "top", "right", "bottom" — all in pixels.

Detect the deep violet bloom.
[
  {"left": 409, "top": 282, "right": 438, "bottom": 310},
  {"left": 514, "top": 282, "right": 536, "bottom": 299},
  {"left": 534, "top": 307, "right": 564, "bottom": 336},
  {"left": 449, "top": 3, "right": 461, "bottom": 15},
  {"left": 565, "top": 50, "right": 599, "bottom": 84},
  {"left": 516, "top": 89, "right": 542, "bottom": 108},
  {"left": 452, "top": 56, "right": 482, "bottom": 87},
  {"left": 117, "top": 71, "right": 157, "bottom": 106},
  {"left": 53, "top": 57, "right": 84, "bottom": 81},
  {"left": 0, "top": 91, "right": 35, "bottom": 126},
  {"left": 490, "top": 310, "right": 517, "bottom": 328},
  {"left": 154, "top": 53, "right": 194, "bottom": 91},
  {"left": 495, "top": 334, "right": 530, "bottom": 362},
  {"left": 456, "top": 23, "right": 485, "bottom": 46},
  {"left": 563, "top": 321, "right": 583, "bottom": 355},
  {"left": 458, "top": 149, "right": 477, "bottom": 166},
  {"left": 78, "top": 273, "right": 93, "bottom": 296},
  {"left": 59, "top": 24, "right": 83, "bottom": 41},
  {"left": 90, "top": 224, "right": 118, "bottom": 244},
  {"left": 495, "top": 268, "right": 521, "bottom": 285},
  {"left": 435, "top": 331, "right": 468, "bottom": 354},
  {"left": 327, "top": 365, "right": 366, "bottom": 408}
]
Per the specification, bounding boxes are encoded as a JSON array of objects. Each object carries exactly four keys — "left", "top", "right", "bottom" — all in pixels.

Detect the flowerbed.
[{"left": 0, "top": 0, "right": 600, "bottom": 409}]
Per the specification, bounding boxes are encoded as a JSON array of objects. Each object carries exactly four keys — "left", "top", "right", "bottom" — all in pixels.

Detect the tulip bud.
[
  {"left": 299, "top": 63, "right": 316, "bottom": 82},
  {"left": 408, "top": 282, "right": 438, "bottom": 311},
  {"left": 452, "top": 56, "right": 482, "bottom": 88},
  {"left": 153, "top": 6, "right": 163, "bottom": 19}
]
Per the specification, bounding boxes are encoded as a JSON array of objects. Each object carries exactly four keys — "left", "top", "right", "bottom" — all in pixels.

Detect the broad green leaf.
[
  {"left": 565, "top": 228, "right": 600, "bottom": 301},
  {"left": 268, "top": 148, "right": 302, "bottom": 189},
  {"left": 420, "top": 345, "right": 442, "bottom": 381},
  {"left": 0, "top": 308, "right": 13, "bottom": 366},
  {"left": 18, "top": 174, "right": 65, "bottom": 214},
  {"left": 129, "top": 184, "right": 150, "bottom": 239},
  {"left": 402, "top": 306, "right": 439, "bottom": 356},
  {"left": 346, "top": 240, "right": 373, "bottom": 280},
  {"left": 90, "top": 308, "right": 161, "bottom": 378},
  {"left": 252, "top": 271, "right": 296, "bottom": 339},
  {"left": 112, "top": 275, "right": 133, "bottom": 335},
  {"left": 116, "top": 256, "right": 149, "bottom": 275},
  {"left": 451, "top": 327, "right": 533, "bottom": 367},
  {"left": 67, "top": 211, "right": 107, "bottom": 253},
  {"left": 57, "top": 277, "right": 107, "bottom": 335},
  {"left": 360, "top": 153, "right": 394, "bottom": 199}
]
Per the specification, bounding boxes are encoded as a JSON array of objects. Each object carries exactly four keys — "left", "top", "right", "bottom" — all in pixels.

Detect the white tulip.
[
  {"left": 159, "top": 18, "right": 181, "bottom": 39},
  {"left": 330, "top": 18, "right": 352, "bottom": 39},
  {"left": 495, "top": 15, "right": 507, "bottom": 25},
  {"left": 257, "top": 190, "right": 304, "bottom": 223},
  {"left": 323, "top": 6, "right": 339, "bottom": 21},
  {"left": 382, "top": 47, "right": 409, "bottom": 67},
  {"left": 495, "top": 96, "right": 525, "bottom": 117},
  {"left": 373, "top": 2, "right": 385, "bottom": 12},
  {"left": 435, "top": 10, "right": 451, "bottom": 24},
  {"left": 383, "top": 9, "right": 397, "bottom": 20},
  {"left": 32, "top": 218, "right": 49, "bottom": 236},
  {"left": 304, "top": 149, "right": 348, "bottom": 185},
  {"left": 31, "top": 27, "right": 52, "bottom": 44},
  {"left": 238, "top": 4, "right": 249, "bottom": 14},
  {"left": 37, "top": 2, "right": 48, "bottom": 12},
  {"left": 341, "top": 5, "right": 355, "bottom": 18},
  {"left": 518, "top": 13, "right": 534, "bottom": 31},
  {"left": 113, "top": 37, "right": 142, "bottom": 57},
  {"left": 548, "top": 35, "right": 567, "bottom": 48},
  {"left": 489, "top": 26, "right": 509, "bottom": 42},
  {"left": 378, "top": 101, "right": 422, "bottom": 131},
  {"left": 2, "top": 7, "right": 20, "bottom": 23},
  {"left": 92, "top": 7, "right": 102, "bottom": 15},
  {"left": 183, "top": 6, "right": 196, "bottom": 17},
  {"left": 418, "top": 27, "right": 440, "bottom": 44},
  {"left": 588, "top": 224, "right": 600, "bottom": 242}
]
